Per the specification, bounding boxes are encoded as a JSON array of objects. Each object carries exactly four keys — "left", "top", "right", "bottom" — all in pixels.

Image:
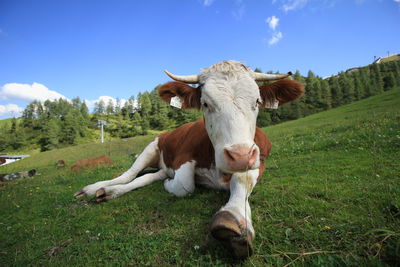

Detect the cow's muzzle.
[{"left": 223, "top": 144, "right": 258, "bottom": 172}]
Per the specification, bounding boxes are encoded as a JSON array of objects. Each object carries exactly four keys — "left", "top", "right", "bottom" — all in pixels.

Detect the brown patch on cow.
[
  {"left": 158, "top": 81, "right": 201, "bottom": 109},
  {"left": 0, "top": 158, "right": 6, "bottom": 165},
  {"left": 259, "top": 79, "right": 304, "bottom": 106},
  {"left": 56, "top": 160, "right": 67, "bottom": 169},
  {"left": 158, "top": 119, "right": 214, "bottom": 170},
  {"left": 70, "top": 155, "right": 113, "bottom": 172},
  {"left": 254, "top": 127, "right": 272, "bottom": 182}
]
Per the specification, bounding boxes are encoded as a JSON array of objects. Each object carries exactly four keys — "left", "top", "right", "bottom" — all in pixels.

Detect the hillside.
[{"left": 0, "top": 88, "right": 399, "bottom": 265}]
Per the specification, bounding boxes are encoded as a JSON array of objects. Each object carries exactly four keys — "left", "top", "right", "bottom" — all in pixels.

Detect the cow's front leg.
[
  {"left": 210, "top": 169, "right": 259, "bottom": 259},
  {"left": 95, "top": 170, "right": 167, "bottom": 202},
  {"left": 164, "top": 161, "right": 195, "bottom": 197},
  {"left": 74, "top": 139, "right": 159, "bottom": 199}
]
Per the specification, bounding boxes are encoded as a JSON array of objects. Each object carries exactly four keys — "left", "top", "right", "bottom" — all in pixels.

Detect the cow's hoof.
[
  {"left": 210, "top": 211, "right": 254, "bottom": 259},
  {"left": 95, "top": 188, "right": 108, "bottom": 202},
  {"left": 74, "top": 190, "right": 87, "bottom": 199}
]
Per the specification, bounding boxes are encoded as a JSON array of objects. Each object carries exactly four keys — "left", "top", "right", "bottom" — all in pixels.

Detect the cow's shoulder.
[
  {"left": 158, "top": 119, "right": 214, "bottom": 170},
  {"left": 254, "top": 127, "right": 272, "bottom": 163},
  {"left": 254, "top": 128, "right": 272, "bottom": 182}
]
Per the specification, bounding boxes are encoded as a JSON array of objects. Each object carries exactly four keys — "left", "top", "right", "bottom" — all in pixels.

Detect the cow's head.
[{"left": 159, "top": 61, "right": 303, "bottom": 173}]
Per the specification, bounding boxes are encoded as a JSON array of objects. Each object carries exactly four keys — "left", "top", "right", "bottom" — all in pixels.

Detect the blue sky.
[{"left": 0, "top": 0, "right": 399, "bottom": 119}]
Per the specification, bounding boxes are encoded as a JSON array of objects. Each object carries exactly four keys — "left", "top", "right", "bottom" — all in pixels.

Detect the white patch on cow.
[
  {"left": 164, "top": 161, "right": 196, "bottom": 197},
  {"left": 199, "top": 61, "right": 261, "bottom": 172}
]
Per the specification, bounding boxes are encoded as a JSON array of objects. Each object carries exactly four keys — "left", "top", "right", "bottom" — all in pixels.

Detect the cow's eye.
[
  {"left": 203, "top": 102, "right": 208, "bottom": 108},
  {"left": 256, "top": 98, "right": 262, "bottom": 105}
]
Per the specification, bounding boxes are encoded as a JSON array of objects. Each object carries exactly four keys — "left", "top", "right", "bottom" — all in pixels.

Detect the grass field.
[{"left": 1, "top": 88, "right": 399, "bottom": 266}]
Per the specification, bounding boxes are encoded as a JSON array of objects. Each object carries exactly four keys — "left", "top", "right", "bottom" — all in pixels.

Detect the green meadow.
[{"left": 0, "top": 88, "right": 399, "bottom": 266}]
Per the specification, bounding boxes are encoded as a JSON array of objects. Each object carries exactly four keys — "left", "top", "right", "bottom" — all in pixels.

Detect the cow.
[
  {"left": 74, "top": 61, "right": 304, "bottom": 258},
  {"left": 0, "top": 169, "right": 37, "bottom": 182},
  {"left": 56, "top": 160, "right": 67, "bottom": 169},
  {"left": 71, "top": 155, "right": 113, "bottom": 172}
]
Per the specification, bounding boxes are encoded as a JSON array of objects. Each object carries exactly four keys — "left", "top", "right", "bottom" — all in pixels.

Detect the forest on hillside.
[{"left": 0, "top": 60, "right": 399, "bottom": 153}]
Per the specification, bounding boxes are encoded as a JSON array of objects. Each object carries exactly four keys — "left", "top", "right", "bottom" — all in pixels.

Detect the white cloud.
[
  {"left": 203, "top": 0, "right": 215, "bottom": 6},
  {"left": 0, "top": 104, "right": 24, "bottom": 117},
  {"left": 394, "top": 0, "right": 400, "bottom": 3},
  {"left": 281, "top": 0, "right": 310, "bottom": 12},
  {"left": 266, "top": 15, "right": 279, "bottom": 30},
  {"left": 0, "top": 82, "right": 67, "bottom": 102},
  {"left": 269, "top": 31, "right": 283, "bottom": 45}
]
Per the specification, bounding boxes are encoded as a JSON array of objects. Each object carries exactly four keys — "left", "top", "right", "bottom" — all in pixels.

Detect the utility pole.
[
  {"left": 98, "top": 120, "right": 109, "bottom": 144},
  {"left": 101, "top": 123, "right": 104, "bottom": 143}
]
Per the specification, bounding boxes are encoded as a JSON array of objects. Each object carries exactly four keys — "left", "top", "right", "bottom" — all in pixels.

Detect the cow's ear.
[
  {"left": 158, "top": 81, "right": 201, "bottom": 109},
  {"left": 259, "top": 80, "right": 304, "bottom": 107}
]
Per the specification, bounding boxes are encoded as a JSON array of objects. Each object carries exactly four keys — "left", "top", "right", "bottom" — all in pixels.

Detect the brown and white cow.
[{"left": 74, "top": 60, "right": 303, "bottom": 258}]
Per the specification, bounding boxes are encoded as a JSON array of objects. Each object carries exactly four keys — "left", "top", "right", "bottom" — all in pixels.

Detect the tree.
[
  {"left": 256, "top": 109, "right": 271, "bottom": 127},
  {"left": 94, "top": 100, "right": 105, "bottom": 115},
  {"left": 59, "top": 111, "right": 79, "bottom": 145},
  {"left": 338, "top": 73, "right": 355, "bottom": 105},
  {"left": 319, "top": 79, "right": 332, "bottom": 110},
  {"left": 138, "top": 93, "right": 152, "bottom": 118},
  {"left": 106, "top": 99, "right": 115, "bottom": 115},
  {"left": 8, "top": 118, "right": 26, "bottom": 150},
  {"left": 80, "top": 102, "right": 90, "bottom": 120},
  {"left": 383, "top": 73, "right": 396, "bottom": 91},
  {"left": 329, "top": 76, "right": 342, "bottom": 108},
  {"left": 39, "top": 117, "right": 60, "bottom": 151},
  {"left": 369, "top": 63, "right": 384, "bottom": 95}
]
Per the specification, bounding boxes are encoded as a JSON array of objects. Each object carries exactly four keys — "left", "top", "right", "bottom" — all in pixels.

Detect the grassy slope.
[{"left": 0, "top": 88, "right": 399, "bottom": 266}]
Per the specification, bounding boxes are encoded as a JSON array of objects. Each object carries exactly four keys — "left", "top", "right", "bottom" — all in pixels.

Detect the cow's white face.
[{"left": 199, "top": 70, "right": 261, "bottom": 173}]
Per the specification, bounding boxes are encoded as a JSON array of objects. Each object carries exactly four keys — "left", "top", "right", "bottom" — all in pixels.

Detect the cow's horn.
[
  {"left": 164, "top": 70, "right": 199, "bottom": 84},
  {"left": 253, "top": 71, "right": 292, "bottom": 81}
]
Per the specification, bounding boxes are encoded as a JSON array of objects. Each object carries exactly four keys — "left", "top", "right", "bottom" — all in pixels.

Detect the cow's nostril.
[
  {"left": 223, "top": 145, "right": 259, "bottom": 171},
  {"left": 224, "top": 149, "right": 236, "bottom": 162}
]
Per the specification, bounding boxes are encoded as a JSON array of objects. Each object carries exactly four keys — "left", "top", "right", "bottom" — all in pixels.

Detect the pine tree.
[
  {"left": 338, "top": 73, "right": 355, "bottom": 105},
  {"left": 39, "top": 117, "right": 60, "bottom": 151},
  {"left": 319, "top": 79, "right": 332, "bottom": 110},
  {"left": 106, "top": 99, "right": 115, "bottom": 115},
  {"left": 383, "top": 73, "right": 396, "bottom": 91},
  {"left": 21, "top": 103, "right": 35, "bottom": 128},
  {"left": 8, "top": 118, "right": 26, "bottom": 150},
  {"left": 94, "top": 100, "right": 105, "bottom": 114},
  {"left": 329, "top": 76, "right": 342, "bottom": 107},
  {"left": 80, "top": 102, "right": 90, "bottom": 120},
  {"left": 138, "top": 93, "right": 152, "bottom": 118},
  {"left": 59, "top": 111, "right": 79, "bottom": 145},
  {"left": 369, "top": 63, "right": 384, "bottom": 95}
]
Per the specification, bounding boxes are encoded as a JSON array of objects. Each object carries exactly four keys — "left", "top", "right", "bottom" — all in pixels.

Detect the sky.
[{"left": 0, "top": 0, "right": 399, "bottom": 119}]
